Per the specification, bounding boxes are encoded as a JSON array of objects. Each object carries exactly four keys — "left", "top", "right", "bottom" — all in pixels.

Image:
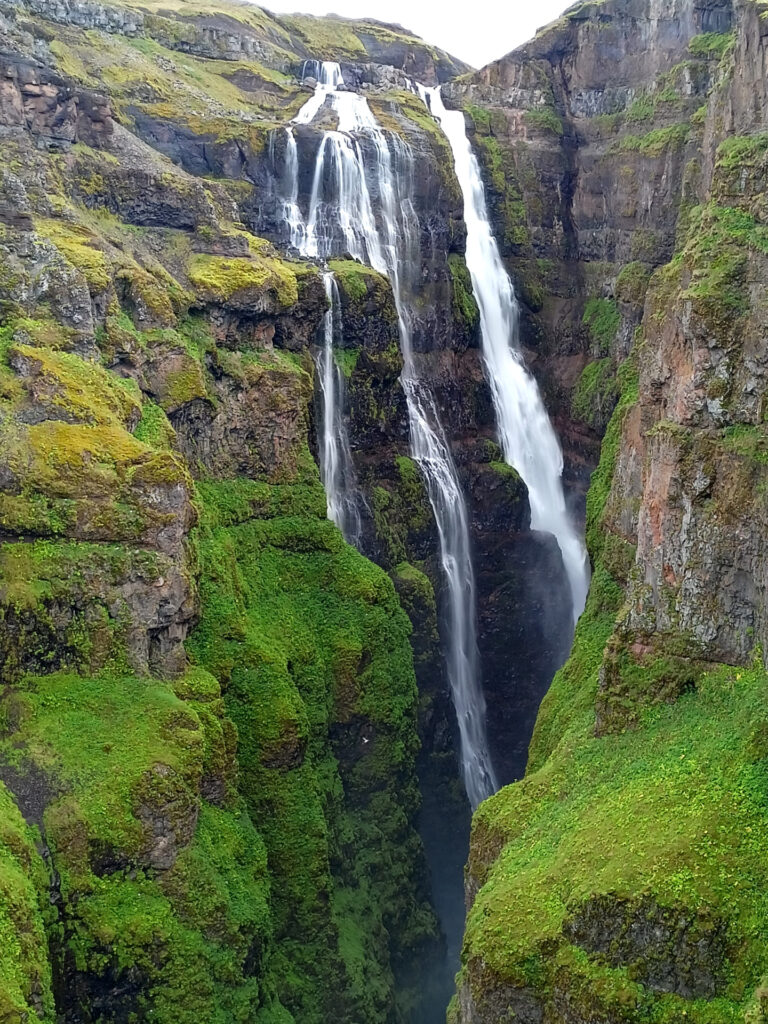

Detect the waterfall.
[
  {"left": 317, "top": 272, "right": 363, "bottom": 546},
  {"left": 282, "top": 128, "right": 306, "bottom": 252},
  {"left": 293, "top": 60, "right": 344, "bottom": 126},
  {"left": 420, "top": 87, "right": 591, "bottom": 624},
  {"left": 281, "top": 61, "right": 497, "bottom": 808}
]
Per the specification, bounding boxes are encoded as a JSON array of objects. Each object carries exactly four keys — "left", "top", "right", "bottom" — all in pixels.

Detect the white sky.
[{"left": 259, "top": 0, "right": 572, "bottom": 69}]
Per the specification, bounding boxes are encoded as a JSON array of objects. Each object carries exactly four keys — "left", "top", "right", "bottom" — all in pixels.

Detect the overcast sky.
[{"left": 260, "top": 0, "right": 572, "bottom": 69}]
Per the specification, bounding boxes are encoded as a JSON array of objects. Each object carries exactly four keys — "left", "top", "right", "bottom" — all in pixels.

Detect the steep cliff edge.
[
  {"left": 453, "top": 0, "right": 768, "bottom": 1021},
  {"left": 0, "top": 4, "right": 452, "bottom": 1019}
]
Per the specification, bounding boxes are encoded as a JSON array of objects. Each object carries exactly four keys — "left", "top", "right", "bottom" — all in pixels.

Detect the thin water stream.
[{"left": 420, "top": 86, "right": 590, "bottom": 623}]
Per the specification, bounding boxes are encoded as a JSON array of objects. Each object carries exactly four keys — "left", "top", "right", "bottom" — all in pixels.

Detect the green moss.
[
  {"left": 370, "top": 458, "right": 433, "bottom": 569},
  {"left": 585, "top": 357, "right": 639, "bottom": 562},
  {"left": 0, "top": 666, "right": 279, "bottom": 1023},
  {"left": 715, "top": 134, "right": 768, "bottom": 171},
  {"left": 133, "top": 399, "right": 176, "bottom": 449},
  {"left": 335, "top": 348, "right": 360, "bottom": 379},
  {"left": 467, "top": 131, "right": 532, "bottom": 249},
  {"left": 571, "top": 357, "right": 619, "bottom": 428},
  {"left": 523, "top": 107, "right": 564, "bottom": 137},
  {"left": 160, "top": 355, "right": 209, "bottom": 412},
  {"left": 329, "top": 260, "right": 389, "bottom": 308},
  {"left": 0, "top": 783, "right": 55, "bottom": 1024},
  {"left": 721, "top": 425, "right": 768, "bottom": 465},
  {"left": 464, "top": 658, "right": 768, "bottom": 1020},
  {"left": 448, "top": 254, "right": 479, "bottom": 329},
  {"left": 582, "top": 297, "right": 621, "bottom": 354},
  {"left": 281, "top": 14, "right": 367, "bottom": 58},
  {"left": 0, "top": 540, "right": 175, "bottom": 679},
  {"left": 35, "top": 217, "right": 111, "bottom": 292},
  {"left": 9, "top": 344, "right": 142, "bottom": 429},
  {"left": 689, "top": 31, "right": 735, "bottom": 58},
  {"left": 187, "top": 477, "right": 434, "bottom": 1022},
  {"left": 187, "top": 253, "right": 298, "bottom": 308},
  {"left": 115, "top": 265, "right": 181, "bottom": 325},
  {"left": 612, "top": 123, "right": 691, "bottom": 156},
  {"left": 674, "top": 205, "right": 768, "bottom": 322},
  {"left": 196, "top": 478, "right": 327, "bottom": 527}
]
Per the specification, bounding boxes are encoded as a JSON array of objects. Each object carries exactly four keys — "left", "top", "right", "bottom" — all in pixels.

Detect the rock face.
[
  {"left": 444, "top": 0, "right": 733, "bottom": 496},
  {"left": 0, "top": 4, "right": 459, "bottom": 1020},
  {"left": 453, "top": 1, "right": 768, "bottom": 1022}
]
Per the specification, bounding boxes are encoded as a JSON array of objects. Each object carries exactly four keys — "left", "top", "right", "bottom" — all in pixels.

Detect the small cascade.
[
  {"left": 316, "top": 272, "right": 363, "bottom": 546},
  {"left": 282, "top": 128, "right": 306, "bottom": 251},
  {"left": 420, "top": 86, "right": 591, "bottom": 624},
  {"left": 279, "top": 60, "right": 497, "bottom": 808},
  {"left": 293, "top": 60, "right": 344, "bottom": 126}
]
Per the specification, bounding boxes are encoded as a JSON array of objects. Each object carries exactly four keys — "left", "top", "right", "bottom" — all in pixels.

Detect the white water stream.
[
  {"left": 286, "top": 62, "right": 497, "bottom": 808},
  {"left": 420, "top": 86, "right": 590, "bottom": 623},
  {"left": 317, "top": 272, "right": 364, "bottom": 546}
]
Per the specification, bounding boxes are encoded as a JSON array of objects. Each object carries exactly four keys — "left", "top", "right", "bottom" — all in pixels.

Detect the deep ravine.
[{"left": 2, "top": 0, "right": 767, "bottom": 1022}]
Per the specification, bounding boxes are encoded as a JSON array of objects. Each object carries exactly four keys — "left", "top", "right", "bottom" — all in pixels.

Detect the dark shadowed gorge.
[{"left": 1, "top": 0, "right": 768, "bottom": 1023}]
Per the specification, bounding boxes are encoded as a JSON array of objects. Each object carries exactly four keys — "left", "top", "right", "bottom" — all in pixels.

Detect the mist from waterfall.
[
  {"left": 283, "top": 61, "right": 497, "bottom": 809},
  {"left": 420, "top": 86, "right": 591, "bottom": 625}
]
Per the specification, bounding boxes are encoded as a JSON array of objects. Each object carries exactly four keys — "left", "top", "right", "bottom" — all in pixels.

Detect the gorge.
[{"left": 0, "top": 0, "right": 767, "bottom": 1023}]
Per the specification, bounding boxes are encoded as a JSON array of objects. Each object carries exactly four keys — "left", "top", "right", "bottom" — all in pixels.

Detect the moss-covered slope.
[{"left": 0, "top": 18, "right": 438, "bottom": 1019}]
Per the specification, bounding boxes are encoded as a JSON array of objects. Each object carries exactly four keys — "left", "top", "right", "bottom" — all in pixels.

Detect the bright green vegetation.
[
  {"left": 661, "top": 204, "right": 768, "bottom": 323},
  {"left": 523, "top": 107, "right": 564, "bottom": 137},
  {"left": 0, "top": 783, "right": 55, "bottom": 1024},
  {"left": 716, "top": 134, "right": 768, "bottom": 171},
  {"left": 370, "top": 456, "right": 434, "bottom": 568},
  {"left": 133, "top": 398, "right": 177, "bottom": 449},
  {"left": 448, "top": 253, "right": 480, "bottom": 328},
  {"left": 335, "top": 347, "right": 360, "bottom": 378},
  {"left": 187, "top": 253, "right": 298, "bottom": 308},
  {"left": 0, "top": 667, "right": 280, "bottom": 1024},
  {"left": 329, "top": 260, "right": 391, "bottom": 310},
  {"left": 721, "top": 424, "right": 768, "bottom": 465},
  {"left": 582, "top": 297, "right": 621, "bottom": 354},
  {"left": 571, "top": 357, "right": 619, "bottom": 428},
  {"left": 464, "top": 658, "right": 768, "bottom": 1021},
  {"left": 689, "top": 31, "right": 735, "bottom": 58},
  {"left": 187, "top": 476, "right": 437, "bottom": 1023},
  {"left": 612, "top": 122, "right": 691, "bottom": 157}
]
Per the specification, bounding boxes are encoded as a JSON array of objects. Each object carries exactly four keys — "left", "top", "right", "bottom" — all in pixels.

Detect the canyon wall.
[
  {"left": 451, "top": 0, "right": 768, "bottom": 1021},
  {"left": 0, "top": 0, "right": 568, "bottom": 1019},
  {"left": 0, "top": 4, "right": 449, "bottom": 1019}
]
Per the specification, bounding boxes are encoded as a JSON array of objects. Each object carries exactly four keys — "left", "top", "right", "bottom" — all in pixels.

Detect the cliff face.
[
  {"left": 446, "top": 0, "right": 732, "bottom": 485},
  {"left": 452, "top": 1, "right": 768, "bottom": 1021},
  {"left": 0, "top": 3, "right": 458, "bottom": 1019}
]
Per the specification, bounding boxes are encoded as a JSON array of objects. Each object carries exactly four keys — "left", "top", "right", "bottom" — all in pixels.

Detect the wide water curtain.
[
  {"left": 283, "top": 62, "right": 497, "bottom": 808},
  {"left": 422, "top": 86, "right": 590, "bottom": 625}
]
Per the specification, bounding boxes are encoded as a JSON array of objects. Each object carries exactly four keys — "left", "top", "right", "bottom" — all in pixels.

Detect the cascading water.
[
  {"left": 420, "top": 86, "right": 591, "bottom": 624},
  {"left": 282, "top": 128, "right": 306, "bottom": 251},
  {"left": 316, "top": 272, "right": 363, "bottom": 546},
  {"left": 282, "top": 61, "right": 497, "bottom": 809},
  {"left": 279, "top": 70, "right": 366, "bottom": 543}
]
